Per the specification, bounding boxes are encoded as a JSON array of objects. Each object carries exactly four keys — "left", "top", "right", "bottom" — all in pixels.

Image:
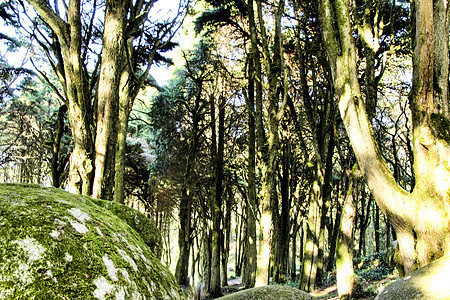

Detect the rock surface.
[
  {"left": 216, "top": 285, "right": 315, "bottom": 300},
  {"left": 375, "top": 254, "right": 450, "bottom": 300},
  {"left": 0, "top": 183, "right": 182, "bottom": 299}
]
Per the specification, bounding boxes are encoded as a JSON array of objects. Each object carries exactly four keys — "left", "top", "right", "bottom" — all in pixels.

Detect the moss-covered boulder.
[
  {"left": 0, "top": 183, "right": 182, "bottom": 299},
  {"left": 91, "top": 199, "right": 163, "bottom": 259},
  {"left": 375, "top": 255, "right": 450, "bottom": 300},
  {"left": 216, "top": 285, "right": 315, "bottom": 300}
]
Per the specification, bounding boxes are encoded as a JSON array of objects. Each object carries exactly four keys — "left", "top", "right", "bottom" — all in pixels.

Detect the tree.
[
  {"left": 20, "top": 0, "right": 184, "bottom": 199},
  {"left": 319, "top": 0, "right": 450, "bottom": 288}
]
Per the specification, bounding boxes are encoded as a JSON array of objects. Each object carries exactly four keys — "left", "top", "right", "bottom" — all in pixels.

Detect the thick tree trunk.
[
  {"left": 92, "top": 0, "right": 127, "bottom": 199},
  {"left": 255, "top": 0, "right": 286, "bottom": 286},
  {"left": 319, "top": 0, "right": 450, "bottom": 278},
  {"left": 27, "top": 0, "right": 94, "bottom": 196}
]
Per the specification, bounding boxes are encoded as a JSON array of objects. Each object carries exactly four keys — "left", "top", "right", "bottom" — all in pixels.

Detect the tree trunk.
[
  {"left": 319, "top": 0, "right": 450, "bottom": 276},
  {"left": 91, "top": 0, "right": 127, "bottom": 200},
  {"left": 255, "top": 0, "right": 286, "bottom": 286},
  {"left": 243, "top": 55, "right": 257, "bottom": 289},
  {"left": 201, "top": 228, "right": 212, "bottom": 292},
  {"left": 27, "top": 0, "right": 94, "bottom": 196},
  {"left": 209, "top": 94, "right": 224, "bottom": 298},
  {"left": 299, "top": 174, "right": 321, "bottom": 292},
  {"left": 273, "top": 142, "right": 291, "bottom": 284},
  {"left": 50, "top": 104, "right": 68, "bottom": 188},
  {"left": 175, "top": 87, "right": 203, "bottom": 287},
  {"left": 374, "top": 203, "right": 380, "bottom": 253},
  {"left": 221, "top": 186, "right": 232, "bottom": 287},
  {"left": 336, "top": 171, "right": 359, "bottom": 299},
  {"left": 113, "top": 65, "right": 132, "bottom": 203},
  {"left": 175, "top": 184, "right": 192, "bottom": 287}
]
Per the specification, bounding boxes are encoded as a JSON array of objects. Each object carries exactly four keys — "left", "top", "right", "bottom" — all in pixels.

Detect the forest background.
[{"left": 1, "top": 0, "right": 449, "bottom": 298}]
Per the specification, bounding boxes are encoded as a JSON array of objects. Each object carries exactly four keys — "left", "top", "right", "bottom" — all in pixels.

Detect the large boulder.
[
  {"left": 216, "top": 285, "right": 315, "bottom": 300},
  {"left": 0, "top": 183, "right": 182, "bottom": 299},
  {"left": 375, "top": 254, "right": 450, "bottom": 300},
  {"left": 90, "top": 198, "right": 163, "bottom": 259}
]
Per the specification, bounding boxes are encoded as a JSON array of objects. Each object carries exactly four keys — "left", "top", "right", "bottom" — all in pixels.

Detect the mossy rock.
[
  {"left": 0, "top": 183, "right": 182, "bottom": 299},
  {"left": 91, "top": 199, "right": 163, "bottom": 259},
  {"left": 216, "top": 285, "right": 315, "bottom": 300},
  {"left": 375, "top": 254, "right": 450, "bottom": 300}
]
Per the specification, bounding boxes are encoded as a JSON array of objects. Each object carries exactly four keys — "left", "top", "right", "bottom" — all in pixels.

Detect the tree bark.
[
  {"left": 243, "top": 55, "right": 257, "bottom": 289},
  {"left": 254, "top": 0, "right": 286, "bottom": 286},
  {"left": 27, "top": 0, "right": 94, "bottom": 196},
  {"left": 319, "top": 0, "right": 450, "bottom": 277},
  {"left": 209, "top": 93, "right": 224, "bottom": 298},
  {"left": 92, "top": 0, "right": 127, "bottom": 199},
  {"left": 336, "top": 170, "right": 359, "bottom": 299}
]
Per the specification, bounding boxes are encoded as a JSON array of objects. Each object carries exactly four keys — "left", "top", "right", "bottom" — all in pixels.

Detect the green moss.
[
  {"left": 0, "top": 183, "right": 182, "bottom": 300},
  {"left": 91, "top": 199, "right": 162, "bottom": 259},
  {"left": 430, "top": 113, "right": 450, "bottom": 144}
]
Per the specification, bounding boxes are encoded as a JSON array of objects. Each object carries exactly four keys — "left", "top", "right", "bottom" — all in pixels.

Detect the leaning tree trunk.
[{"left": 318, "top": 0, "right": 450, "bottom": 278}]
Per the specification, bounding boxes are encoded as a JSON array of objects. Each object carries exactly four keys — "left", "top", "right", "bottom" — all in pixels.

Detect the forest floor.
[
  {"left": 216, "top": 252, "right": 398, "bottom": 299},
  {"left": 309, "top": 274, "right": 398, "bottom": 299}
]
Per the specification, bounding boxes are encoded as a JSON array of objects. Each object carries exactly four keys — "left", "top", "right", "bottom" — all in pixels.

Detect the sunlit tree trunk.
[
  {"left": 319, "top": 0, "right": 450, "bottom": 280},
  {"left": 299, "top": 172, "right": 321, "bottom": 292},
  {"left": 249, "top": 0, "right": 269, "bottom": 287},
  {"left": 92, "top": 0, "right": 127, "bottom": 199},
  {"left": 254, "top": 0, "right": 286, "bottom": 286},
  {"left": 336, "top": 167, "right": 360, "bottom": 299},
  {"left": 27, "top": 0, "right": 94, "bottom": 196}
]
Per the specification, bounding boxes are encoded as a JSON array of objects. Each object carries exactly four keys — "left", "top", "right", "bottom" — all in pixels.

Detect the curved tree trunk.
[{"left": 318, "top": 0, "right": 450, "bottom": 279}]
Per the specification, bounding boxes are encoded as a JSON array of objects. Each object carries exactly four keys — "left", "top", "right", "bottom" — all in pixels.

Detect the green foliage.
[
  {"left": 354, "top": 252, "right": 394, "bottom": 281},
  {"left": 194, "top": 0, "right": 247, "bottom": 34}
]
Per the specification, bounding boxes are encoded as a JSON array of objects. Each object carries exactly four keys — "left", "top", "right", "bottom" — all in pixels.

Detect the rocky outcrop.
[
  {"left": 216, "top": 285, "right": 315, "bottom": 300},
  {"left": 375, "top": 254, "right": 450, "bottom": 300},
  {"left": 0, "top": 183, "right": 182, "bottom": 299}
]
